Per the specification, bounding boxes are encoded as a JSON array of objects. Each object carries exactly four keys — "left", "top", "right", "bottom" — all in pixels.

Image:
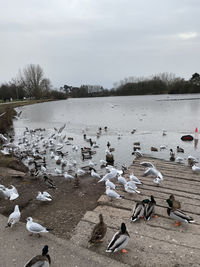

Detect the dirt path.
[{"left": 0, "top": 169, "right": 104, "bottom": 239}]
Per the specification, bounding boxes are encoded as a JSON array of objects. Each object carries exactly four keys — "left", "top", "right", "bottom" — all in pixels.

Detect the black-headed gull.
[{"left": 7, "top": 205, "right": 21, "bottom": 227}]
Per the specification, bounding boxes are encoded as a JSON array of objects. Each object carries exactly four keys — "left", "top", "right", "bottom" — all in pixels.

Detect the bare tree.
[{"left": 18, "top": 64, "right": 51, "bottom": 99}]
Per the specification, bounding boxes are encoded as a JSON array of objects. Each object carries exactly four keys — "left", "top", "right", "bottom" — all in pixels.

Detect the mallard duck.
[
  {"left": 131, "top": 199, "right": 149, "bottom": 222},
  {"left": 89, "top": 214, "right": 107, "bottom": 244},
  {"left": 24, "top": 245, "right": 51, "bottom": 267},
  {"left": 151, "top": 146, "right": 158, "bottom": 152},
  {"left": 167, "top": 199, "right": 194, "bottom": 226},
  {"left": 144, "top": 195, "right": 157, "bottom": 220},
  {"left": 133, "top": 142, "right": 140, "bottom": 146},
  {"left": 43, "top": 175, "right": 56, "bottom": 189},
  {"left": 106, "top": 222, "right": 130, "bottom": 253},
  {"left": 168, "top": 194, "right": 181, "bottom": 210},
  {"left": 170, "top": 149, "right": 175, "bottom": 161},
  {"left": 177, "top": 146, "right": 184, "bottom": 153}
]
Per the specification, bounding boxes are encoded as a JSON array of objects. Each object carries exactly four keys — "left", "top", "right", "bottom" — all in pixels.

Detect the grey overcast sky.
[{"left": 0, "top": 0, "right": 199, "bottom": 88}]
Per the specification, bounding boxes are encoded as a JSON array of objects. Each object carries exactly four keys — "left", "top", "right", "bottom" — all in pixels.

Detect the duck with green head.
[
  {"left": 144, "top": 195, "right": 158, "bottom": 221},
  {"left": 168, "top": 194, "right": 181, "bottom": 210},
  {"left": 166, "top": 198, "right": 194, "bottom": 226},
  {"left": 106, "top": 222, "right": 130, "bottom": 253},
  {"left": 131, "top": 199, "right": 149, "bottom": 222}
]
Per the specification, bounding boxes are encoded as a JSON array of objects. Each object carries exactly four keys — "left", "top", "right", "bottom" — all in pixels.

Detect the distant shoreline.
[{"left": 157, "top": 97, "right": 200, "bottom": 102}]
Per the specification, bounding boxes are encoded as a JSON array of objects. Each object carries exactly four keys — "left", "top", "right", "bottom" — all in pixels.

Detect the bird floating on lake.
[
  {"left": 177, "top": 146, "right": 184, "bottom": 153},
  {"left": 106, "top": 222, "right": 130, "bottom": 253},
  {"left": 176, "top": 157, "right": 184, "bottom": 164}
]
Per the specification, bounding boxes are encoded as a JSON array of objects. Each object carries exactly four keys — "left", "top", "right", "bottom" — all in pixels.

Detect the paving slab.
[{"left": 72, "top": 157, "right": 200, "bottom": 267}]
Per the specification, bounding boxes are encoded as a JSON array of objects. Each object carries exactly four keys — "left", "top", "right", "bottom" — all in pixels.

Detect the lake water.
[{"left": 14, "top": 94, "right": 200, "bottom": 173}]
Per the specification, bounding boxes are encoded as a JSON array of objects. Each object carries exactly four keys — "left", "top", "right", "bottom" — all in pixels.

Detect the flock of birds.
[{"left": 0, "top": 118, "right": 200, "bottom": 265}]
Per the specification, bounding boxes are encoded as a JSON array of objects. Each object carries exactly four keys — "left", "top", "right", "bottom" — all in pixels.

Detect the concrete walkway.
[
  {"left": 72, "top": 157, "right": 200, "bottom": 267},
  {"left": 0, "top": 214, "right": 127, "bottom": 267}
]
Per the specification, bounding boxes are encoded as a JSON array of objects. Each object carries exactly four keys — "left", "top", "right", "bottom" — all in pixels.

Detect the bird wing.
[
  {"left": 107, "top": 232, "right": 128, "bottom": 252},
  {"left": 171, "top": 210, "right": 194, "bottom": 222},
  {"left": 24, "top": 255, "right": 48, "bottom": 267},
  {"left": 140, "top": 162, "right": 155, "bottom": 168}
]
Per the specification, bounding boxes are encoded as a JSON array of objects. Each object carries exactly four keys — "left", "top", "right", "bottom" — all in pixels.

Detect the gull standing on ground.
[
  {"left": 129, "top": 173, "right": 143, "bottom": 184},
  {"left": 106, "top": 186, "right": 122, "bottom": 200},
  {"left": 91, "top": 169, "right": 101, "bottom": 179},
  {"left": 118, "top": 175, "right": 127, "bottom": 185},
  {"left": 26, "top": 217, "right": 50, "bottom": 236},
  {"left": 0, "top": 185, "right": 19, "bottom": 200},
  {"left": 105, "top": 180, "right": 116, "bottom": 190},
  {"left": 7, "top": 205, "right": 21, "bottom": 227}
]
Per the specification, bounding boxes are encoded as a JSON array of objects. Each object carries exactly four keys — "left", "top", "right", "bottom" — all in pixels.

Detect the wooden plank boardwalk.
[{"left": 71, "top": 157, "right": 200, "bottom": 267}]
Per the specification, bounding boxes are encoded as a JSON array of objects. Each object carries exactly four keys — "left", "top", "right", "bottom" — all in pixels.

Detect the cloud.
[
  {"left": 178, "top": 32, "right": 198, "bottom": 40},
  {"left": 1, "top": 0, "right": 200, "bottom": 88}
]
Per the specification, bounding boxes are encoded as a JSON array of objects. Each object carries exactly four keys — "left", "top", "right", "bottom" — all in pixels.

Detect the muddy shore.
[{"left": 0, "top": 99, "right": 105, "bottom": 239}]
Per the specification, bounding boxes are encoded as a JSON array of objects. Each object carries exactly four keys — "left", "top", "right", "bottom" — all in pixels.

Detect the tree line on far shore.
[
  {"left": 1, "top": 65, "right": 200, "bottom": 101},
  {"left": 61, "top": 72, "right": 200, "bottom": 98},
  {"left": 0, "top": 64, "right": 66, "bottom": 101}
]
